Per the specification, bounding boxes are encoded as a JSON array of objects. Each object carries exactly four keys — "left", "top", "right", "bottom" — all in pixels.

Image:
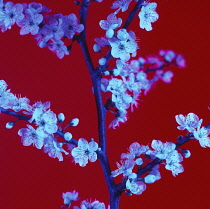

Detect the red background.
[{"left": 0, "top": 0, "right": 210, "bottom": 209}]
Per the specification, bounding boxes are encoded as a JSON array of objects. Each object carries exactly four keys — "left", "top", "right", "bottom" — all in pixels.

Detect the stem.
[{"left": 78, "top": 1, "right": 118, "bottom": 208}]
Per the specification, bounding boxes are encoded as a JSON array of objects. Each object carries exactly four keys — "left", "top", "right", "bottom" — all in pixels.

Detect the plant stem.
[{"left": 78, "top": 1, "right": 118, "bottom": 208}]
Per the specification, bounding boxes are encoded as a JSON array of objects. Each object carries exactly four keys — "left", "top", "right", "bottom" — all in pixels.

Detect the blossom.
[
  {"left": 99, "top": 13, "right": 122, "bottom": 38},
  {"left": 111, "top": 159, "right": 135, "bottom": 177},
  {"left": 175, "top": 113, "right": 202, "bottom": 132},
  {"left": 62, "top": 190, "right": 79, "bottom": 205},
  {"left": 71, "top": 138, "right": 98, "bottom": 167},
  {"left": 109, "top": 109, "right": 128, "bottom": 129},
  {"left": 147, "top": 139, "right": 176, "bottom": 159},
  {"left": 18, "top": 124, "right": 45, "bottom": 149},
  {"left": 111, "top": 0, "right": 132, "bottom": 13},
  {"left": 138, "top": 2, "right": 159, "bottom": 31},
  {"left": 44, "top": 136, "right": 69, "bottom": 161},
  {"left": 165, "top": 150, "right": 184, "bottom": 176},
  {"left": 176, "top": 54, "right": 186, "bottom": 68},
  {"left": 17, "top": 9, "right": 43, "bottom": 35},
  {"left": 126, "top": 179, "right": 146, "bottom": 195},
  {"left": 30, "top": 108, "right": 58, "bottom": 134},
  {"left": 48, "top": 38, "right": 69, "bottom": 59},
  {"left": 193, "top": 126, "right": 210, "bottom": 148},
  {"left": 62, "top": 13, "right": 84, "bottom": 39},
  {"left": 8, "top": 96, "right": 31, "bottom": 112},
  {"left": 121, "top": 142, "right": 149, "bottom": 159},
  {"left": 0, "top": 2, "right": 24, "bottom": 31},
  {"left": 38, "top": 14, "right": 64, "bottom": 43},
  {"left": 79, "top": 200, "right": 105, "bottom": 209},
  {"left": 109, "top": 29, "right": 137, "bottom": 61}
]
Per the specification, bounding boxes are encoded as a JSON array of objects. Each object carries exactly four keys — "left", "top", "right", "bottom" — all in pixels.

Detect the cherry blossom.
[
  {"left": 62, "top": 190, "right": 79, "bottom": 206},
  {"left": 0, "top": 2, "right": 24, "bottom": 31},
  {"left": 43, "top": 136, "right": 69, "bottom": 161},
  {"left": 29, "top": 108, "right": 58, "bottom": 134},
  {"left": 111, "top": 0, "right": 132, "bottom": 13},
  {"left": 71, "top": 138, "right": 98, "bottom": 167},
  {"left": 17, "top": 8, "right": 43, "bottom": 35},
  {"left": 62, "top": 13, "right": 84, "bottom": 39},
  {"left": 111, "top": 159, "right": 135, "bottom": 177},
  {"left": 76, "top": 200, "right": 106, "bottom": 209},
  {"left": 147, "top": 139, "right": 176, "bottom": 159},
  {"left": 126, "top": 178, "right": 146, "bottom": 195},
  {"left": 175, "top": 113, "right": 202, "bottom": 132},
  {"left": 48, "top": 38, "right": 69, "bottom": 59},
  {"left": 109, "top": 29, "right": 137, "bottom": 61},
  {"left": 18, "top": 124, "right": 45, "bottom": 149},
  {"left": 193, "top": 126, "right": 210, "bottom": 148},
  {"left": 99, "top": 13, "right": 122, "bottom": 38},
  {"left": 121, "top": 142, "right": 149, "bottom": 159},
  {"left": 138, "top": 2, "right": 159, "bottom": 31}
]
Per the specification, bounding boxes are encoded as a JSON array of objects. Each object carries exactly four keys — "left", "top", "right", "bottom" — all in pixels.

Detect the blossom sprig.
[
  {"left": 175, "top": 112, "right": 210, "bottom": 148},
  {"left": 0, "top": 1, "right": 84, "bottom": 58},
  {"left": 0, "top": 79, "right": 82, "bottom": 161},
  {"left": 114, "top": 113, "right": 210, "bottom": 196},
  {"left": 100, "top": 50, "right": 186, "bottom": 128},
  {"left": 112, "top": 136, "right": 192, "bottom": 195}
]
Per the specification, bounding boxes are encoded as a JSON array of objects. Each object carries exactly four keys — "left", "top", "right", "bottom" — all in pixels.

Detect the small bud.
[
  {"left": 177, "top": 135, "right": 183, "bottom": 142},
  {"left": 99, "top": 57, "right": 106, "bottom": 66},
  {"left": 74, "top": 1, "right": 80, "bottom": 5},
  {"left": 58, "top": 113, "right": 65, "bottom": 123},
  {"left": 106, "top": 29, "right": 114, "bottom": 38},
  {"left": 103, "top": 71, "right": 110, "bottom": 76},
  {"left": 144, "top": 174, "right": 156, "bottom": 184},
  {"left": 135, "top": 158, "right": 143, "bottom": 165},
  {"left": 69, "top": 118, "right": 79, "bottom": 127},
  {"left": 180, "top": 149, "right": 191, "bottom": 158},
  {"left": 128, "top": 173, "right": 137, "bottom": 180},
  {"left": 113, "top": 68, "right": 120, "bottom": 76},
  {"left": 6, "top": 121, "right": 15, "bottom": 129},
  {"left": 117, "top": 29, "right": 128, "bottom": 40},
  {"left": 64, "top": 132, "right": 72, "bottom": 141},
  {"left": 93, "top": 44, "right": 101, "bottom": 52}
]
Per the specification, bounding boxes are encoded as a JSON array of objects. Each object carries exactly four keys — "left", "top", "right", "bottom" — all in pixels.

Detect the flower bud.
[
  {"left": 93, "top": 44, "right": 100, "bottom": 52},
  {"left": 64, "top": 132, "right": 72, "bottom": 141},
  {"left": 58, "top": 113, "right": 65, "bottom": 123},
  {"left": 135, "top": 158, "right": 143, "bottom": 165},
  {"left": 106, "top": 29, "right": 114, "bottom": 38},
  {"left": 69, "top": 118, "right": 79, "bottom": 127},
  {"left": 144, "top": 174, "right": 156, "bottom": 184},
  {"left": 6, "top": 121, "right": 15, "bottom": 129},
  {"left": 117, "top": 29, "right": 128, "bottom": 40},
  {"left": 103, "top": 71, "right": 110, "bottom": 76},
  {"left": 99, "top": 57, "right": 106, "bottom": 66}
]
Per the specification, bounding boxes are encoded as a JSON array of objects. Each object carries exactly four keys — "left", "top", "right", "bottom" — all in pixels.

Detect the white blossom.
[
  {"left": 175, "top": 113, "right": 202, "bottom": 132},
  {"left": 71, "top": 138, "right": 98, "bottom": 167},
  {"left": 138, "top": 2, "right": 159, "bottom": 31}
]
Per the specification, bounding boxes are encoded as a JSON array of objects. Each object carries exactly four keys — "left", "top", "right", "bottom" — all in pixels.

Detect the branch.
[
  {"left": 116, "top": 134, "right": 194, "bottom": 192},
  {"left": 0, "top": 107, "right": 78, "bottom": 146}
]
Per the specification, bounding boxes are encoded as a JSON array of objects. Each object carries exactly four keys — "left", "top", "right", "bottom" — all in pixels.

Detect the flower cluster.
[
  {"left": 0, "top": 1, "right": 84, "bottom": 58},
  {"left": 176, "top": 113, "right": 210, "bottom": 148},
  {"left": 62, "top": 190, "right": 107, "bottom": 209},
  {"left": 111, "top": 137, "right": 190, "bottom": 195},
  {"left": 0, "top": 80, "right": 80, "bottom": 161},
  {"left": 99, "top": 50, "right": 185, "bottom": 128}
]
